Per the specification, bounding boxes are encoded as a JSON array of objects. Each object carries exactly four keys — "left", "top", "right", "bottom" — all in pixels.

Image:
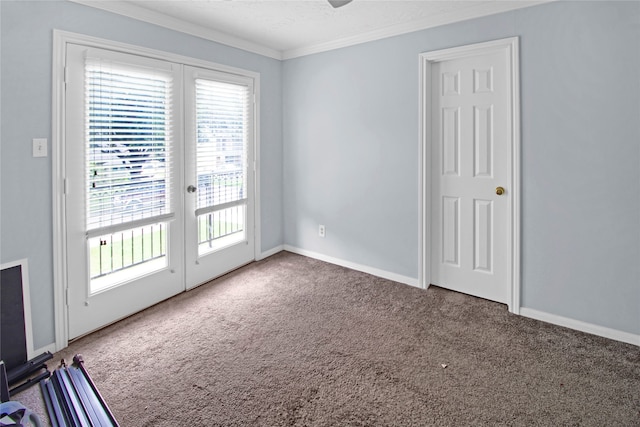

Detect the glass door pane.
[
  {"left": 84, "top": 56, "right": 175, "bottom": 293},
  {"left": 194, "top": 78, "right": 249, "bottom": 256}
]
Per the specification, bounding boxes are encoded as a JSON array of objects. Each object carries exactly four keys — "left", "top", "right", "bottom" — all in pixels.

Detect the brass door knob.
[{"left": 496, "top": 186, "right": 505, "bottom": 196}]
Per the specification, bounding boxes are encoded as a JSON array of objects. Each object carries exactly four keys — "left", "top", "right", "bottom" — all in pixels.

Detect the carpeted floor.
[{"left": 15, "top": 251, "right": 640, "bottom": 426}]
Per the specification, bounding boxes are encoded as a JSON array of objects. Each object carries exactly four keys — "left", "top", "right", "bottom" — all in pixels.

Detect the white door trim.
[
  {"left": 418, "top": 37, "right": 521, "bottom": 313},
  {"left": 52, "top": 30, "right": 261, "bottom": 350}
]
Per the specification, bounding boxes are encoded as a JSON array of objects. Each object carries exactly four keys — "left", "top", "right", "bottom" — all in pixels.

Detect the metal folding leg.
[{"left": 40, "top": 355, "right": 119, "bottom": 427}]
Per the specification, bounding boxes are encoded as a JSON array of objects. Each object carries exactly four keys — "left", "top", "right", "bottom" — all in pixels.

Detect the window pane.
[
  {"left": 84, "top": 58, "right": 174, "bottom": 290},
  {"left": 89, "top": 222, "right": 168, "bottom": 293},
  {"left": 195, "top": 79, "right": 248, "bottom": 210},
  {"left": 197, "top": 205, "right": 246, "bottom": 256},
  {"left": 85, "top": 60, "right": 174, "bottom": 231},
  {"left": 194, "top": 78, "right": 249, "bottom": 256}
]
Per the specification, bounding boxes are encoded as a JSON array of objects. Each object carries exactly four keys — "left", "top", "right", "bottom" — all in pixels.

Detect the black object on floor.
[
  {"left": 40, "top": 355, "right": 119, "bottom": 427},
  {"left": 0, "top": 362, "right": 10, "bottom": 403},
  {"left": 7, "top": 352, "right": 53, "bottom": 396},
  {"left": 1, "top": 261, "right": 53, "bottom": 397}
]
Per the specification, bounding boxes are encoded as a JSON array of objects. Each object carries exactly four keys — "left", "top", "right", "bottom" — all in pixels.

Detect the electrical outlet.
[{"left": 318, "top": 224, "right": 326, "bottom": 238}]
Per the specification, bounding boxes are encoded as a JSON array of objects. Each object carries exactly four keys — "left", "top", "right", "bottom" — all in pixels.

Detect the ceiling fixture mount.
[{"left": 328, "top": 0, "right": 353, "bottom": 8}]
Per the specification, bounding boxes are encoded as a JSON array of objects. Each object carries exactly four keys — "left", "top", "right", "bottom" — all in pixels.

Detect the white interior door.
[
  {"left": 65, "top": 44, "right": 185, "bottom": 339},
  {"left": 183, "top": 66, "right": 255, "bottom": 289},
  {"left": 429, "top": 43, "right": 515, "bottom": 305}
]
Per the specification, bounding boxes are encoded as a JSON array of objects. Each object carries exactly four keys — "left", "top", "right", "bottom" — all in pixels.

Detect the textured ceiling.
[{"left": 74, "top": 0, "right": 547, "bottom": 59}]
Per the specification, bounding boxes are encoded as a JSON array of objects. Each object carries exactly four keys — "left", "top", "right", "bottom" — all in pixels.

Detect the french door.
[
  {"left": 184, "top": 66, "right": 255, "bottom": 289},
  {"left": 64, "top": 44, "right": 255, "bottom": 339}
]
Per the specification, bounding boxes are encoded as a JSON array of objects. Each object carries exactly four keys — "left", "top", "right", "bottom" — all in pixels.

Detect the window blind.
[
  {"left": 85, "top": 58, "right": 175, "bottom": 237},
  {"left": 194, "top": 78, "right": 249, "bottom": 217}
]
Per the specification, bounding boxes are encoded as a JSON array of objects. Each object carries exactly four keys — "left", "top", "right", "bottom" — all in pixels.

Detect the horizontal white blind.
[
  {"left": 195, "top": 79, "right": 249, "bottom": 212},
  {"left": 85, "top": 58, "right": 174, "bottom": 232}
]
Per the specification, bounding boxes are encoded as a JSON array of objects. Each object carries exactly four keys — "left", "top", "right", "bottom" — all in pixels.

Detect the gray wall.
[
  {"left": 2, "top": 0, "right": 638, "bottom": 349},
  {"left": 283, "top": 1, "right": 640, "bottom": 335},
  {"left": 0, "top": 0, "right": 283, "bottom": 349}
]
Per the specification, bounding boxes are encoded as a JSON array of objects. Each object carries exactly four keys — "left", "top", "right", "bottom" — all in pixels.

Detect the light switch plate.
[{"left": 33, "top": 138, "right": 47, "bottom": 157}]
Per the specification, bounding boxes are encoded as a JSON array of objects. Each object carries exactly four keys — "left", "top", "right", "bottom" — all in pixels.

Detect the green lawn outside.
[
  {"left": 197, "top": 215, "right": 243, "bottom": 244},
  {"left": 90, "top": 211, "right": 245, "bottom": 278},
  {"left": 90, "top": 227, "right": 165, "bottom": 278}
]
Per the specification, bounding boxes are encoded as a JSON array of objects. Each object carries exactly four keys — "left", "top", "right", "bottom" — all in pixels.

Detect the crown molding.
[
  {"left": 282, "top": 1, "right": 548, "bottom": 59},
  {"left": 68, "top": 0, "right": 283, "bottom": 60},
  {"left": 70, "top": 0, "right": 550, "bottom": 62}
]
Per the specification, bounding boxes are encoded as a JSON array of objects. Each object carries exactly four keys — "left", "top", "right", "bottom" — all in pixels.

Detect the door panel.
[
  {"left": 474, "top": 105, "right": 493, "bottom": 177},
  {"left": 473, "top": 199, "right": 493, "bottom": 273},
  {"left": 184, "top": 66, "right": 255, "bottom": 289},
  {"left": 430, "top": 48, "right": 511, "bottom": 305},
  {"left": 65, "top": 44, "right": 184, "bottom": 339},
  {"left": 442, "top": 196, "right": 460, "bottom": 266}
]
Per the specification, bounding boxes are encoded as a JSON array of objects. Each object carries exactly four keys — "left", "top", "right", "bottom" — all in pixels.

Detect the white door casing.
[{"left": 419, "top": 38, "right": 520, "bottom": 311}]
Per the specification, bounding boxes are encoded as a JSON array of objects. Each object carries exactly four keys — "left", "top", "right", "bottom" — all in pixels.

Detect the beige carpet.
[{"left": 15, "top": 251, "right": 640, "bottom": 426}]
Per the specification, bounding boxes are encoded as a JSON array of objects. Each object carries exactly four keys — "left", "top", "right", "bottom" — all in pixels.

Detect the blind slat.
[{"left": 195, "top": 79, "right": 249, "bottom": 211}]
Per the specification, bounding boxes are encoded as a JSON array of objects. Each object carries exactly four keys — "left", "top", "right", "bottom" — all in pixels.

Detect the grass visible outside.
[
  {"left": 197, "top": 207, "right": 244, "bottom": 244},
  {"left": 197, "top": 216, "right": 244, "bottom": 244},
  {"left": 90, "top": 226, "right": 165, "bottom": 278},
  {"left": 89, "top": 209, "right": 246, "bottom": 279}
]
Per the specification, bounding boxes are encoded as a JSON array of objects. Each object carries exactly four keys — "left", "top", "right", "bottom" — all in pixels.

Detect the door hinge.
[
  {"left": 63, "top": 178, "right": 68, "bottom": 195},
  {"left": 64, "top": 66, "right": 68, "bottom": 85},
  {"left": 65, "top": 287, "right": 69, "bottom": 306}
]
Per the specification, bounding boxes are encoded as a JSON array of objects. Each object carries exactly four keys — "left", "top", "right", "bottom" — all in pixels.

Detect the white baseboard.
[
  {"left": 258, "top": 245, "right": 284, "bottom": 260},
  {"left": 278, "top": 246, "right": 639, "bottom": 347},
  {"left": 283, "top": 245, "right": 421, "bottom": 288},
  {"left": 520, "top": 307, "right": 640, "bottom": 347}
]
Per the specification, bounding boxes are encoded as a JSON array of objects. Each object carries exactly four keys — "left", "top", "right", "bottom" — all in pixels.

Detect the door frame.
[
  {"left": 418, "top": 37, "right": 521, "bottom": 313},
  {"left": 51, "top": 30, "right": 262, "bottom": 350}
]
